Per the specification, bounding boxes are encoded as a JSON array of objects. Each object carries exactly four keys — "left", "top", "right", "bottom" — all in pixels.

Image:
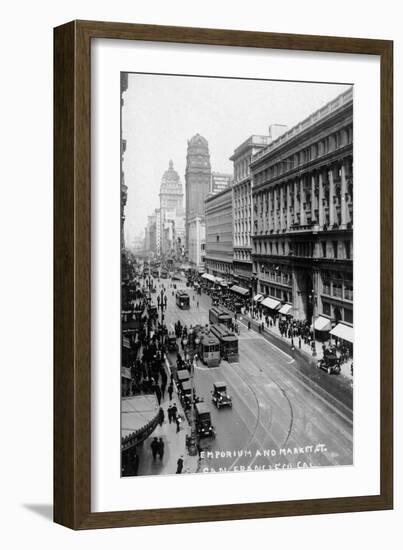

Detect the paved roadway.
[{"left": 151, "top": 276, "right": 353, "bottom": 474}]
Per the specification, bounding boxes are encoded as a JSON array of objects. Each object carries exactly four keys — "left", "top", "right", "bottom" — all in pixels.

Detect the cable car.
[
  {"left": 197, "top": 333, "right": 220, "bottom": 367},
  {"left": 209, "top": 324, "right": 239, "bottom": 362},
  {"left": 208, "top": 306, "right": 234, "bottom": 328},
  {"left": 176, "top": 290, "right": 190, "bottom": 310}
]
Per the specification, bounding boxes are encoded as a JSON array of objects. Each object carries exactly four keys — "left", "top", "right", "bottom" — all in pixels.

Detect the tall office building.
[{"left": 185, "top": 134, "right": 211, "bottom": 249}]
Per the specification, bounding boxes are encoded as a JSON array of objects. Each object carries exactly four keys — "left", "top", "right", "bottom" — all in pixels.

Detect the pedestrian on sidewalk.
[
  {"left": 158, "top": 407, "right": 165, "bottom": 426},
  {"left": 248, "top": 320, "right": 251, "bottom": 330},
  {"left": 298, "top": 337, "right": 301, "bottom": 349},
  {"left": 167, "top": 404, "right": 173, "bottom": 423},
  {"left": 176, "top": 456, "right": 184, "bottom": 474},
  {"left": 157, "top": 438, "right": 164, "bottom": 460},
  {"left": 168, "top": 383, "right": 173, "bottom": 401},
  {"left": 171, "top": 403, "right": 178, "bottom": 422},
  {"left": 175, "top": 414, "right": 182, "bottom": 433},
  {"left": 150, "top": 437, "right": 159, "bottom": 460}
]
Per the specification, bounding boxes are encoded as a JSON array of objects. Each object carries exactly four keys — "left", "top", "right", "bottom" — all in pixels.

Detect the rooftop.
[{"left": 251, "top": 87, "right": 353, "bottom": 164}]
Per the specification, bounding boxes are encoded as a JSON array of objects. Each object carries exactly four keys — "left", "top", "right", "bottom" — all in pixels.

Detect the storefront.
[
  {"left": 121, "top": 394, "right": 160, "bottom": 477},
  {"left": 261, "top": 296, "right": 281, "bottom": 317},
  {"left": 314, "top": 316, "right": 332, "bottom": 341},
  {"left": 278, "top": 303, "right": 293, "bottom": 318},
  {"left": 330, "top": 322, "right": 354, "bottom": 353}
]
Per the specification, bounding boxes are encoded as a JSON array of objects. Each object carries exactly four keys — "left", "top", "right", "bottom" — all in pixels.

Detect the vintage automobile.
[
  {"left": 176, "top": 369, "right": 190, "bottom": 390},
  {"left": 195, "top": 403, "right": 215, "bottom": 438},
  {"left": 211, "top": 381, "right": 232, "bottom": 409},
  {"left": 179, "top": 381, "right": 193, "bottom": 410},
  {"left": 317, "top": 352, "right": 341, "bottom": 375}
]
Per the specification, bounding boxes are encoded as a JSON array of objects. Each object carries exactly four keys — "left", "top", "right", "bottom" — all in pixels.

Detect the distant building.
[
  {"left": 230, "top": 135, "right": 270, "bottom": 289},
  {"left": 205, "top": 186, "right": 233, "bottom": 279},
  {"left": 158, "top": 160, "right": 185, "bottom": 257},
  {"left": 250, "top": 87, "right": 353, "bottom": 342},
  {"left": 210, "top": 172, "right": 232, "bottom": 195},
  {"left": 185, "top": 134, "right": 211, "bottom": 249},
  {"left": 188, "top": 216, "right": 206, "bottom": 269}
]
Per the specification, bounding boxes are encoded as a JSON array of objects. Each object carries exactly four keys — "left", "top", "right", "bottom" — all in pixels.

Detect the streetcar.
[
  {"left": 209, "top": 323, "right": 239, "bottom": 362},
  {"left": 208, "top": 306, "right": 234, "bottom": 328},
  {"left": 176, "top": 290, "right": 190, "bottom": 310},
  {"left": 151, "top": 268, "right": 159, "bottom": 278},
  {"left": 160, "top": 268, "right": 169, "bottom": 279},
  {"left": 197, "top": 333, "right": 221, "bottom": 367}
]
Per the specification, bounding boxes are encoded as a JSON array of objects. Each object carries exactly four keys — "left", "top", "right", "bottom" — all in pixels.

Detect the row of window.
[
  {"left": 252, "top": 239, "right": 352, "bottom": 260},
  {"left": 253, "top": 124, "right": 353, "bottom": 186},
  {"left": 234, "top": 249, "right": 251, "bottom": 261},
  {"left": 322, "top": 301, "right": 353, "bottom": 324},
  {"left": 322, "top": 278, "right": 353, "bottom": 301},
  {"left": 259, "top": 285, "right": 292, "bottom": 304}
]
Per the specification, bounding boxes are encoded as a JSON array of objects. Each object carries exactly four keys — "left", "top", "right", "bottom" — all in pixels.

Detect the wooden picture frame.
[{"left": 54, "top": 20, "right": 393, "bottom": 529}]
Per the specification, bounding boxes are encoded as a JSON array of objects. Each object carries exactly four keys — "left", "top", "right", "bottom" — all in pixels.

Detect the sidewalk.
[
  {"left": 239, "top": 311, "right": 353, "bottom": 383},
  {"left": 136, "top": 359, "right": 199, "bottom": 477}
]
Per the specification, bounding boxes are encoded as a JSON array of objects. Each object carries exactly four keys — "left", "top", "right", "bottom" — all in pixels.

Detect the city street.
[{"left": 153, "top": 276, "right": 353, "bottom": 473}]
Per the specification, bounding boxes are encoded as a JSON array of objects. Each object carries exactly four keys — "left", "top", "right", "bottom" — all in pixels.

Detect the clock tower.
[{"left": 185, "top": 134, "right": 211, "bottom": 249}]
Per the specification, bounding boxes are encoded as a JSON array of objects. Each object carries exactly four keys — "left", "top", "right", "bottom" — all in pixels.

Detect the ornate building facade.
[
  {"left": 230, "top": 135, "right": 270, "bottom": 288},
  {"left": 159, "top": 160, "right": 185, "bottom": 256},
  {"left": 250, "top": 87, "right": 353, "bottom": 334},
  {"left": 185, "top": 134, "right": 211, "bottom": 249},
  {"left": 205, "top": 186, "right": 233, "bottom": 279}
]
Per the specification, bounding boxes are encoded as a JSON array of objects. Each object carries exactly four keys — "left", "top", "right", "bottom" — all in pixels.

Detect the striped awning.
[
  {"left": 261, "top": 297, "right": 281, "bottom": 310},
  {"left": 314, "top": 316, "right": 332, "bottom": 331},
  {"left": 122, "top": 336, "right": 131, "bottom": 349},
  {"left": 279, "top": 303, "right": 293, "bottom": 315},
  {"left": 230, "top": 285, "right": 249, "bottom": 297},
  {"left": 330, "top": 323, "right": 354, "bottom": 343},
  {"left": 253, "top": 294, "right": 264, "bottom": 302},
  {"left": 201, "top": 273, "right": 216, "bottom": 282}
]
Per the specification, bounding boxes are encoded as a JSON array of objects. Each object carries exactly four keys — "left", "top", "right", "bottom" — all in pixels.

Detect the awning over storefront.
[
  {"left": 314, "top": 316, "right": 332, "bottom": 331},
  {"left": 121, "top": 394, "right": 160, "bottom": 446},
  {"left": 261, "top": 297, "right": 281, "bottom": 310},
  {"left": 330, "top": 323, "right": 354, "bottom": 343},
  {"left": 279, "top": 303, "right": 293, "bottom": 315},
  {"left": 122, "top": 336, "right": 131, "bottom": 349},
  {"left": 230, "top": 285, "right": 250, "bottom": 297},
  {"left": 253, "top": 294, "right": 264, "bottom": 302},
  {"left": 121, "top": 367, "right": 132, "bottom": 380},
  {"left": 201, "top": 273, "right": 216, "bottom": 282}
]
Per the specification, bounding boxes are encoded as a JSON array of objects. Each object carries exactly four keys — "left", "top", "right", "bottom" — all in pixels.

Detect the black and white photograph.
[{"left": 120, "top": 72, "right": 354, "bottom": 478}]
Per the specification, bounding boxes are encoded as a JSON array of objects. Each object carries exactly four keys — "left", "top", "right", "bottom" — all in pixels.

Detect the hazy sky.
[{"left": 122, "top": 73, "right": 350, "bottom": 244}]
